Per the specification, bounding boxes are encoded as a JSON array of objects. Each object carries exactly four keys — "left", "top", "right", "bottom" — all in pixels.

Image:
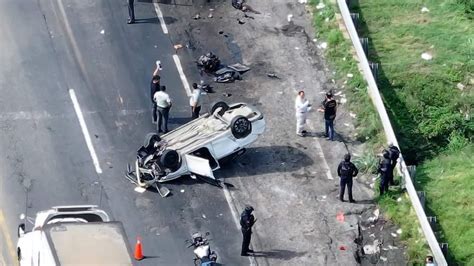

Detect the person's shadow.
[{"left": 250, "top": 249, "right": 307, "bottom": 260}]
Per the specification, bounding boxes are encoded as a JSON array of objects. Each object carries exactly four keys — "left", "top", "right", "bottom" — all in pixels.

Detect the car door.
[{"left": 184, "top": 154, "right": 215, "bottom": 179}]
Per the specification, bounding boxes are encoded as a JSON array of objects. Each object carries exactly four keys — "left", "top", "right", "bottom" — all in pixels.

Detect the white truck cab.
[{"left": 16, "top": 205, "right": 133, "bottom": 266}]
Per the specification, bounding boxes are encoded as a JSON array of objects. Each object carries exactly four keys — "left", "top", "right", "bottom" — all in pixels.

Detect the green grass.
[
  {"left": 308, "top": 0, "right": 430, "bottom": 262},
  {"left": 416, "top": 145, "right": 474, "bottom": 265}
]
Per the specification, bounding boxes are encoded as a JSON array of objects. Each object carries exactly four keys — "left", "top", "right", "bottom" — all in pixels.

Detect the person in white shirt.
[
  {"left": 295, "top": 90, "right": 311, "bottom": 137},
  {"left": 189, "top": 83, "right": 202, "bottom": 119},
  {"left": 153, "top": 86, "right": 172, "bottom": 133}
]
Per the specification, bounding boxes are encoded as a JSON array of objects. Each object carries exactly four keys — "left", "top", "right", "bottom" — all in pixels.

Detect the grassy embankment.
[
  {"left": 309, "top": 0, "right": 474, "bottom": 264},
  {"left": 311, "top": 0, "right": 474, "bottom": 265}
]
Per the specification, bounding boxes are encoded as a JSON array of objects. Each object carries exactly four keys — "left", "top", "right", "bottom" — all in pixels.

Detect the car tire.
[
  {"left": 210, "top": 101, "right": 229, "bottom": 116},
  {"left": 231, "top": 115, "right": 252, "bottom": 139},
  {"left": 144, "top": 133, "right": 161, "bottom": 148},
  {"left": 160, "top": 149, "right": 180, "bottom": 170}
]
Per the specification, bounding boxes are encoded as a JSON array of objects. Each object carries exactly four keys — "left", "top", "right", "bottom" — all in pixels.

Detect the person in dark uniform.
[
  {"left": 337, "top": 154, "right": 359, "bottom": 203},
  {"left": 318, "top": 91, "right": 337, "bottom": 141},
  {"left": 378, "top": 150, "right": 392, "bottom": 195},
  {"left": 127, "top": 0, "right": 135, "bottom": 24},
  {"left": 240, "top": 205, "right": 256, "bottom": 256},
  {"left": 150, "top": 61, "right": 162, "bottom": 124},
  {"left": 388, "top": 144, "right": 400, "bottom": 185}
]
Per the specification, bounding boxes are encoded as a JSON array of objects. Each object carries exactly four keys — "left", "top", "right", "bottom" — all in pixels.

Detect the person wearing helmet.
[
  {"left": 337, "top": 154, "right": 359, "bottom": 203},
  {"left": 240, "top": 205, "right": 256, "bottom": 256},
  {"left": 378, "top": 149, "right": 392, "bottom": 195}
]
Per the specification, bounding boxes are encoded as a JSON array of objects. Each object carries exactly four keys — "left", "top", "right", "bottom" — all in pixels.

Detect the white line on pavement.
[
  {"left": 153, "top": 1, "right": 168, "bottom": 34},
  {"left": 172, "top": 55, "right": 192, "bottom": 96},
  {"left": 307, "top": 120, "right": 334, "bottom": 180},
  {"left": 69, "top": 89, "right": 103, "bottom": 174}
]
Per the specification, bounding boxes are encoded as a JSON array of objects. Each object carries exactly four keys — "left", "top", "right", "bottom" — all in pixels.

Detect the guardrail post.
[
  {"left": 359, "top": 37, "right": 368, "bottom": 57},
  {"left": 407, "top": 165, "right": 416, "bottom": 182},
  {"left": 345, "top": 0, "right": 359, "bottom": 8},
  {"left": 350, "top": 13, "right": 360, "bottom": 28},
  {"left": 369, "top": 62, "right": 379, "bottom": 80},
  {"left": 440, "top": 243, "right": 448, "bottom": 257},
  {"left": 427, "top": 216, "right": 437, "bottom": 230},
  {"left": 417, "top": 191, "right": 426, "bottom": 209}
]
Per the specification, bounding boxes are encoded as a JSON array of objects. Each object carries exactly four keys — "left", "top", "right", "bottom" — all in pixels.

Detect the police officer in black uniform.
[
  {"left": 337, "top": 154, "right": 359, "bottom": 203},
  {"left": 378, "top": 150, "right": 392, "bottom": 195},
  {"left": 318, "top": 91, "right": 337, "bottom": 141},
  {"left": 240, "top": 205, "right": 256, "bottom": 256},
  {"left": 388, "top": 144, "right": 400, "bottom": 185},
  {"left": 150, "top": 61, "right": 162, "bottom": 124}
]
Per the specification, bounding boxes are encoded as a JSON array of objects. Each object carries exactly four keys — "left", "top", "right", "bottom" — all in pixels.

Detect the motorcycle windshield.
[{"left": 185, "top": 154, "right": 215, "bottom": 179}]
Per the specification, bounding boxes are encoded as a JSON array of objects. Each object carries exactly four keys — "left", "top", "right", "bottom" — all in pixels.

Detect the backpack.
[
  {"left": 340, "top": 162, "right": 352, "bottom": 177},
  {"left": 389, "top": 146, "right": 400, "bottom": 161}
]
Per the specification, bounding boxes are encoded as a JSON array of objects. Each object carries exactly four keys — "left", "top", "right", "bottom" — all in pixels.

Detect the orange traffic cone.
[{"left": 134, "top": 237, "right": 144, "bottom": 260}]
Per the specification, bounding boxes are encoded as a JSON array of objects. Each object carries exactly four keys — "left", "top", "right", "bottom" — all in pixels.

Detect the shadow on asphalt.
[
  {"left": 250, "top": 249, "right": 307, "bottom": 260},
  {"left": 134, "top": 17, "right": 160, "bottom": 24}
]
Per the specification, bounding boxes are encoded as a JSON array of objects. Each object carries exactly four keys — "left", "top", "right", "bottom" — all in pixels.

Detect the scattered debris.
[
  {"left": 218, "top": 30, "right": 224, "bottom": 34},
  {"left": 339, "top": 246, "right": 346, "bottom": 251},
  {"left": 154, "top": 45, "right": 158, "bottom": 48},
  {"left": 287, "top": 14, "right": 293, "bottom": 22},
  {"left": 237, "top": 19, "right": 246, "bottom": 24},
  {"left": 100, "top": 29, "right": 105, "bottom": 35},
  {"left": 340, "top": 97, "right": 347, "bottom": 104},
  {"left": 312, "top": 38, "right": 317, "bottom": 42},
  {"left": 174, "top": 44, "right": 183, "bottom": 50},
  {"left": 391, "top": 233, "right": 398, "bottom": 237},
  {"left": 421, "top": 52, "right": 433, "bottom": 60},
  {"left": 396, "top": 229, "right": 402, "bottom": 235},
  {"left": 180, "top": 189, "right": 185, "bottom": 193},
  {"left": 457, "top": 83, "right": 465, "bottom": 90},
  {"left": 347, "top": 73, "right": 354, "bottom": 78},
  {"left": 363, "top": 240, "right": 381, "bottom": 254},
  {"left": 202, "top": 214, "right": 207, "bottom": 219},
  {"left": 316, "top": 2, "right": 325, "bottom": 9},
  {"left": 380, "top": 256, "right": 388, "bottom": 262},
  {"left": 266, "top": 73, "right": 280, "bottom": 79},
  {"left": 337, "top": 212, "right": 345, "bottom": 222},
  {"left": 319, "top": 42, "right": 328, "bottom": 49},
  {"left": 298, "top": 0, "right": 308, "bottom": 3},
  {"left": 208, "top": 13, "right": 213, "bottom": 18},
  {"left": 343, "top": 57, "right": 346, "bottom": 61},
  {"left": 349, "top": 112, "right": 357, "bottom": 118},
  {"left": 388, "top": 245, "right": 398, "bottom": 250},
  {"left": 295, "top": 47, "right": 300, "bottom": 50},
  {"left": 421, "top": 7, "right": 430, "bottom": 13},
  {"left": 223, "top": 93, "right": 232, "bottom": 97},
  {"left": 369, "top": 233, "right": 375, "bottom": 238},
  {"left": 397, "top": 197, "right": 402, "bottom": 202},
  {"left": 193, "top": 14, "right": 201, "bottom": 20},
  {"left": 134, "top": 187, "right": 146, "bottom": 193}
]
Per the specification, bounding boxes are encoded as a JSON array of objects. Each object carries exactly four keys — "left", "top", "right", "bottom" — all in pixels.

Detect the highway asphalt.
[{"left": 0, "top": 0, "right": 247, "bottom": 264}]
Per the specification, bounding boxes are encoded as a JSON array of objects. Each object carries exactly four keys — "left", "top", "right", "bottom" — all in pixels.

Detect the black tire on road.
[
  {"left": 210, "top": 101, "right": 229, "bottom": 116},
  {"left": 144, "top": 133, "right": 161, "bottom": 148},
  {"left": 231, "top": 115, "right": 252, "bottom": 139},
  {"left": 160, "top": 149, "right": 180, "bottom": 170}
]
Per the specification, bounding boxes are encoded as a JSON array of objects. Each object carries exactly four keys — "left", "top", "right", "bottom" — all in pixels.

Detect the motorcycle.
[{"left": 186, "top": 232, "right": 218, "bottom": 266}]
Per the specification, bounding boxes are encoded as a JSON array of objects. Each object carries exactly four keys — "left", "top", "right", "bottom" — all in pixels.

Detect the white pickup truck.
[{"left": 16, "top": 205, "right": 133, "bottom": 266}]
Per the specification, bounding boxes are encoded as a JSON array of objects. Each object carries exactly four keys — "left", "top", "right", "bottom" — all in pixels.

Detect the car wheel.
[
  {"left": 144, "top": 133, "right": 161, "bottom": 148},
  {"left": 231, "top": 115, "right": 252, "bottom": 139},
  {"left": 160, "top": 149, "right": 180, "bottom": 170},
  {"left": 210, "top": 101, "right": 229, "bottom": 116}
]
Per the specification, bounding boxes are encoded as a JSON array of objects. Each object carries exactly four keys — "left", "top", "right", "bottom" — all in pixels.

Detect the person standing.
[
  {"left": 378, "top": 150, "right": 392, "bottom": 195},
  {"left": 240, "top": 205, "right": 256, "bottom": 256},
  {"left": 127, "top": 0, "right": 135, "bottom": 24},
  {"left": 153, "top": 86, "right": 172, "bottom": 133},
  {"left": 150, "top": 61, "right": 162, "bottom": 124},
  {"left": 318, "top": 91, "right": 337, "bottom": 141},
  {"left": 388, "top": 144, "right": 400, "bottom": 185},
  {"left": 189, "top": 83, "right": 202, "bottom": 119},
  {"left": 295, "top": 91, "right": 311, "bottom": 137},
  {"left": 337, "top": 154, "right": 359, "bottom": 203}
]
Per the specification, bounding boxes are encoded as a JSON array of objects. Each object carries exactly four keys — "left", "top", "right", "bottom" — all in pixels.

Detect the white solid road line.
[
  {"left": 153, "top": 1, "right": 168, "bottom": 34},
  {"left": 69, "top": 89, "right": 103, "bottom": 174},
  {"left": 172, "top": 55, "right": 192, "bottom": 96},
  {"left": 307, "top": 120, "right": 334, "bottom": 180}
]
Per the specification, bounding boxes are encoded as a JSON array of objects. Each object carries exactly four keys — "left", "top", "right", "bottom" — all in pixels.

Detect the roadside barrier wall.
[{"left": 336, "top": 0, "right": 447, "bottom": 264}]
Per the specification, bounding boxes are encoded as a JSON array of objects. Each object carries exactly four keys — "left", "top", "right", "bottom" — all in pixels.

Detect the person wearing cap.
[
  {"left": 240, "top": 205, "right": 256, "bottom": 256},
  {"left": 295, "top": 91, "right": 312, "bottom": 137},
  {"left": 150, "top": 61, "right": 162, "bottom": 124},
  {"left": 378, "top": 149, "right": 392, "bottom": 195},
  {"left": 127, "top": 0, "right": 135, "bottom": 24},
  {"left": 189, "top": 83, "right": 203, "bottom": 119},
  {"left": 337, "top": 154, "right": 359, "bottom": 203},
  {"left": 318, "top": 91, "right": 337, "bottom": 141}
]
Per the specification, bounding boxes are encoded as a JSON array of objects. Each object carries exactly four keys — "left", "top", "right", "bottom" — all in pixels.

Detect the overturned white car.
[{"left": 125, "top": 102, "right": 265, "bottom": 196}]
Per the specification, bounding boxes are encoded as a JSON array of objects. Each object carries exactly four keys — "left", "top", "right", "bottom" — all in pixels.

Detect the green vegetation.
[
  {"left": 309, "top": 0, "right": 429, "bottom": 262},
  {"left": 416, "top": 145, "right": 474, "bottom": 264}
]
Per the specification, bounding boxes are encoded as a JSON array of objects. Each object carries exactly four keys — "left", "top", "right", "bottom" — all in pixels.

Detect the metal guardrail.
[{"left": 336, "top": 0, "right": 448, "bottom": 265}]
